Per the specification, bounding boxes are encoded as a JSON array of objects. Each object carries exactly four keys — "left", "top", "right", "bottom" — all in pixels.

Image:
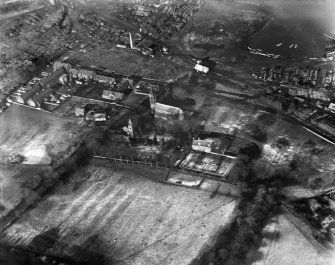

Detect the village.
[{"left": 1, "top": 1, "right": 335, "bottom": 265}]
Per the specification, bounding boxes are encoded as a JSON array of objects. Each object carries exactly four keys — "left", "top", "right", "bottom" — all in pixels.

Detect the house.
[
  {"left": 288, "top": 87, "right": 297, "bottom": 96},
  {"left": 69, "top": 68, "right": 79, "bottom": 79},
  {"left": 102, "top": 90, "right": 124, "bottom": 101},
  {"left": 135, "top": 10, "right": 150, "bottom": 16},
  {"left": 117, "top": 78, "right": 134, "bottom": 91},
  {"left": 94, "top": 112, "right": 107, "bottom": 122},
  {"left": 154, "top": 103, "right": 184, "bottom": 120},
  {"left": 59, "top": 73, "right": 67, "bottom": 85},
  {"left": 96, "top": 75, "right": 115, "bottom": 84},
  {"left": 78, "top": 69, "right": 95, "bottom": 80},
  {"left": 53, "top": 61, "right": 71, "bottom": 72},
  {"left": 192, "top": 139, "right": 213, "bottom": 153},
  {"left": 134, "top": 5, "right": 151, "bottom": 16},
  {"left": 329, "top": 103, "right": 335, "bottom": 113},
  {"left": 75, "top": 105, "right": 85, "bottom": 117},
  {"left": 195, "top": 63, "right": 209, "bottom": 74},
  {"left": 310, "top": 90, "right": 330, "bottom": 101},
  {"left": 29, "top": 86, "right": 53, "bottom": 107},
  {"left": 40, "top": 68, "right": 66, "bottom": 88},
  {"left": 16, "top": 83, "right": 42, "bottom": 105}
]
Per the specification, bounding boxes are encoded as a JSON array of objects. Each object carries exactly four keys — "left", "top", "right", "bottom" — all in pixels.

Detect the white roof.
[
  {"left": 192, "top": 139, "right": 213, "bottom": 147},
  {"left": 195, "top": 64, "right": 209, "bottom": 73},
  {"left": 154, "top": 103, "right": 182, "bottom": 114}
]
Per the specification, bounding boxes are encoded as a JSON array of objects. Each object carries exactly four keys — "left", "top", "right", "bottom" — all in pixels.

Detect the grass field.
[
  {"left": 0, "top": 104, "right": 84, "bottom": 164},
  {"left": 2, "top": 163, "right": 237, "bottom": 265}
]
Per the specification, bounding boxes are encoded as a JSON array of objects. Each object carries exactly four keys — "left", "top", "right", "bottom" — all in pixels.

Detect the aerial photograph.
[{"left": 0, "top": 0, "right": 335, "bottom": 264}]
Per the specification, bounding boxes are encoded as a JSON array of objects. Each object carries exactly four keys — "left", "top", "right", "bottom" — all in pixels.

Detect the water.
[{"left": 249, "top": 0, "right": 334, "bottom": 59}]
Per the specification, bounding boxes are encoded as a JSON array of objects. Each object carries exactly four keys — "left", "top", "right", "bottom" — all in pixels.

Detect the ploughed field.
[{"left": 2, "top": 163, "right": 237, "bottom": 265}]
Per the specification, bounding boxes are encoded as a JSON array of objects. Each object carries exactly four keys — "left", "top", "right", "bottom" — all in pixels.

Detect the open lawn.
[
  {"left": 0, "top": 104, "right": 84, "bottom": 164},
  {"left": 2, "top": 163, "right": 237, "bottom": 265}
]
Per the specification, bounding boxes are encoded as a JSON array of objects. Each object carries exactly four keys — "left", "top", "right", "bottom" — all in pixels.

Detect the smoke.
[{"left": 255, "top": 0, "right": 335, "bottom": 34}]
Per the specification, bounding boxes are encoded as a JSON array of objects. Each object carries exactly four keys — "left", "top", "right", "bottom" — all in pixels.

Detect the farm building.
[
  {"left": 192, "top": 139, "right": 213, "bottom": 153},
  {"left": 154, "top": 103, "right": 184, "bottom": 120}
]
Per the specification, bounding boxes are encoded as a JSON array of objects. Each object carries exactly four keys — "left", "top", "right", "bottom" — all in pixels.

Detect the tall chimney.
[{"left": 129, "top": 32, "right": 133, "bottom": 49}]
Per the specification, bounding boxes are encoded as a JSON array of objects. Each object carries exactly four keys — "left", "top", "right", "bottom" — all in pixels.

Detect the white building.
[
  {"left": 195, "top": 63, "right": 209, "bottom": 74},
  {"left": 94, "top": 113, "right": 107, "bottom": 122},
  {"left": 154, "top": 103, "right": 184, "bottom": 120},
  {"left": 329, "top": 103, "right": 335, "bottom": 113},
  {"left": 192, "top": 139, "right": 213, "bottom": 153}
]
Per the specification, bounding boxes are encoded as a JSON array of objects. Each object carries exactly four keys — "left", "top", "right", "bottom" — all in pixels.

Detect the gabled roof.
[
  {"left": 78, "top": 69, "right": 95, "bottom": 78},
  {"left": 154, "top": 103, "right": 182, "bottom": 115},
  {"left": 102, "top": 90, "right": 124, "bottom": 100},
  {"left": 96, "top": 75, "right": 116, "bottom": 83},
  {"left": 117, "top": 78, "right": 134, "bottom": 91},
  {"left": 32, "top": 86, "right": 53, "bottom": 103},
  {"left": 96, "top": 75, "right": 108, "bottom": 82},
  {"left": 70, "top": 68, "right": 79, "bottom": 76},
  {"left": 40, "top": 68, "right": 66, "bottom": 88}
]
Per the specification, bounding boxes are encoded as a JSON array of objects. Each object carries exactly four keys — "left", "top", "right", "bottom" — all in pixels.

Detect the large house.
[
  {"left": 154, "top": 103, "right": 184, "bottom": 120},
  {"left": 192, "top": 139, "right": 213, "bottom": 153}
]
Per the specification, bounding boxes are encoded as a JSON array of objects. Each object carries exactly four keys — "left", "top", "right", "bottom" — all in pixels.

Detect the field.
[
  {"left": 64, "top": 46, "right": 190, "bottom": 81},
  {"left": 0, "top": 104, "right": 84, "bottom": 164},
  {"left": 2, "top": 163, "right": 237, "bottom": 265},
  {"left": 0, "top": 164, "right": 53, "bottom": 225},
  {"left": 252, "top": 214, "right": 330, "bottom": 265}
]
